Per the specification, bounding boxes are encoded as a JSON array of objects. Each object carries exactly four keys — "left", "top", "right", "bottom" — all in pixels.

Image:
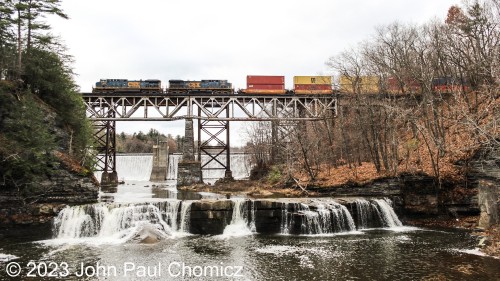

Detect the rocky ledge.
[{"left": 0, "top": 168, "right": 98, "bottom": 226}]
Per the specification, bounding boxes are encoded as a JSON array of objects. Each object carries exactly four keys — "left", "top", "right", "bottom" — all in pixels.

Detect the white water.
[
  {"left": 51, "top": 196, "right": 403, "bottom": 243},
  {"left": 95, "top": 154, "right": 153, "bottom": 181},
  {"left": 297, "top": 200, "right": 357, "bottom": 235},
  {"left": 52, "top": 200, "right": 192, "bottom": 244},
  {"left": 354, "top": 198, "right": 403, "bottom": 229},
  {"left": 221, "top": 198, "right": 253, "bottom": 238},
  {"left": 167, "top": 154, "right": 252, "bottom": 181},
  {"left": 94, "top": 154, "right": 252, "bottom": 182},
  {"left": 355, "top": 198, "right": 373, "bottom": 229},
  {"left": 0, "top": 254, "right": 19, "bottom": 262},
  {"left": 372, "top": 198, "right": 403, "bottom": 227},
  {"left": 179, "top": 200, "right": 193, "bottom": 234}
]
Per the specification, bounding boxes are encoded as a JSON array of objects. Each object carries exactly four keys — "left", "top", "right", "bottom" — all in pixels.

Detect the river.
[{"left": 0, "top": 156, "right": 498, "bottom": 280}]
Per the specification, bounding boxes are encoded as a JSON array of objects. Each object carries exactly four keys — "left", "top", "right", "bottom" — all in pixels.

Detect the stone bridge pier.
[
  {"left": 177, "top": 119, "right": 203, "bottom": 186},
  {"left": 150, "top": 141, "right": 169, "bottom": 181}
]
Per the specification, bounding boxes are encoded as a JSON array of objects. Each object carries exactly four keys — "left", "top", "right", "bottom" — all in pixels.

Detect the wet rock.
[{"left": 128, "top": 225, "right": 166, "bottom": 244}]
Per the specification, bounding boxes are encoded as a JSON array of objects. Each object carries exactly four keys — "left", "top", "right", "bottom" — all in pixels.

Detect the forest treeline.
[
  {"left": 116, "top": 129, "right": 181, "bottom": 153},
  {"left": 245, "top": 0, "right": 499, "bottom": 185},
  {"left": 0, "top": 1, "right": 93, "bottom": 194}
]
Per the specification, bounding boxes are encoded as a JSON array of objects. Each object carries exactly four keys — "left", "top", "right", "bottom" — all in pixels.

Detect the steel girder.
[{"left": 81, "top": 94, "right": 337, "bottom": 121}]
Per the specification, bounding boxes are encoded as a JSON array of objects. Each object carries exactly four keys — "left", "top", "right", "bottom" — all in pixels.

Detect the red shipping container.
[{"left": 247, "top": 75, "right": 284, "bottom": 85}]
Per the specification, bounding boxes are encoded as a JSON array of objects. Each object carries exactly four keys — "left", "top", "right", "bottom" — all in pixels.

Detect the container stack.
[
  {"left": 245, "top": 75, "right": 286, "bottom": 94},
  {"left": 294, "top": 76, "right": 332, "bottom": 95}
]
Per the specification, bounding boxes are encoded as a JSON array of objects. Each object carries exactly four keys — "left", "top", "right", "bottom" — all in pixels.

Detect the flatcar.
[
  {"left": 93, "top": 79, "right": 162, "bottom": 94},
  {"left": 168, "top": 79, "right": 233, "bottom": 95}
]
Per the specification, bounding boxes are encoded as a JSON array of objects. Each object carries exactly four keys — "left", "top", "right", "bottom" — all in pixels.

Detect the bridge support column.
[
  {"left": 94, "top": 119, "right": 118, "bottom": 187},
  {"left": 198, "top": 107, "right": 233, "bottom": 181},
  {"left": 177, "top": 118, "right": 203, "bottom": 186},
  {"left": 150, "top": 141, "right": 168, "bottom": 181}
]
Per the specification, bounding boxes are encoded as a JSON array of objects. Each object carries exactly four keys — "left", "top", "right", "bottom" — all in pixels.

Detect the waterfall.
[
  {"left": 221, "top": 199, "right": 253, "bottom": 237},
  {"left": 52, "top": 197, "right": 403, "bottom": 241},
  {"left": 297, "top": 201, "right": 356, "bottom": 235},
  {"left": 53, "top": 200, "right": 192, "bottom": 242},
  {"left": 355, "top": 199, "right": 373, "bottom": 229},
  {"left": 279, "top": 199, "right": 406, "bottom": 235},
  {"left": 95, "top": 154, "right": 153, "bottom": 181},
  {"left": 167, "top": 154, "right": 181, "bottom": 180},
  {"left": 281, "top": 202, "right": 300, "bottom": 235},
  {"left": 372, "top": 198, "right": 402, "bottom": 227},
  {"left": 179, "top": 200, "right": 193, "bottom": 234},
  {"left": 353, "top": 198, "right": 402, "bottom": 229},
  {"left": 249, "top": 200, "right": 256, "bottom": 232},
  {"left": 167, "top": 153, "right": 252, "bottom": 180}
]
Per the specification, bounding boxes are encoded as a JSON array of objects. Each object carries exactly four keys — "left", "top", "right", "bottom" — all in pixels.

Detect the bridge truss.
[{"left": 82, "top": 93, "right": 337, "bottom": 177}]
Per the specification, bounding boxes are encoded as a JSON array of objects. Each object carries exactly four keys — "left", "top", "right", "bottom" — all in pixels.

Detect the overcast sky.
[{"left": 48, "top": 0, "right": 458, "bottom": 146}]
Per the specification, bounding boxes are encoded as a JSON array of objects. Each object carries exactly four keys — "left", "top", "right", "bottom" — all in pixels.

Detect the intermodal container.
[
  {"left": 294, "top": 76, "right": 332, "bottom": 85},
  {"left": 245, "top": 84, "right": 286, "bottom": 94},
  {"left": 339, "top": 75, "right": 380, "bottom": 94},
  {"left": 248, "top": 84, "right": 284, "bottom": 90},
  {"left": 247, "top": 75, "right": 284, "bottom": 85},
  {"left": 294, "top": 84, "right": 332, "bottom": 94}
]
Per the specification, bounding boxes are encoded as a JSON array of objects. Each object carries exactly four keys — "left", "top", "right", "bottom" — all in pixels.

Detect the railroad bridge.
[{"left": 81, "top": 93, "right": 337, "bottom": 185}]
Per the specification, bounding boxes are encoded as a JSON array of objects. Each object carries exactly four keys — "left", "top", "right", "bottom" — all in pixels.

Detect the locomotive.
[
  {"left": 94, "top": 79, "right": 162, "bottom": 93},
  {"left": 168, "top": 79, "right": 233, "bottom": 95}
]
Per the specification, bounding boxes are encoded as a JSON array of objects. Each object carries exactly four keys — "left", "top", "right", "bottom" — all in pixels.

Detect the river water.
[{"left": 0, "top": 156, "right": 499, "bottom": 280}]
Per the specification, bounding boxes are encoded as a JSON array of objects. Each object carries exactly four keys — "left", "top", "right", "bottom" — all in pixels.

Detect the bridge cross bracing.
[{"left": 81, "top": 93, "right": 337, "bottom": 179}]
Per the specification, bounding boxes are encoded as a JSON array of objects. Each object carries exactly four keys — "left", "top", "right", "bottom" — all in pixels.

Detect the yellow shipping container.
[
  {"left": 339, "top": 75, "right": 380, "bottom": 94},
  {"left": 294, "top": 76, "right": 332, "bottom": 85}
]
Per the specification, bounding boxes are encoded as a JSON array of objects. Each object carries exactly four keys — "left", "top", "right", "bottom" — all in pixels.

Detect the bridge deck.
[{"left": 82, "top": 93, "right": 337, "bottom": 121}]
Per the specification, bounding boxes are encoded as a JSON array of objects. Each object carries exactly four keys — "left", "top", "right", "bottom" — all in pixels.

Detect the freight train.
[
  {"left": 92, "top": 75, "right": 334, "bottom": 95},
  {"left": 92, "top": 75, "right": 467, "bottom": 95},
  {"left": 339, "top": 75, "right": 470, "bottom": 94}
]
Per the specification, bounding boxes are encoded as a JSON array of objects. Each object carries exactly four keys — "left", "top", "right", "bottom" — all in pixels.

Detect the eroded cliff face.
[
  {"left": 470, "top": 145, "right": 500, "bottom": 228},
  {"left": 0, "top": 167, "right": 98, "bottom": 226}
]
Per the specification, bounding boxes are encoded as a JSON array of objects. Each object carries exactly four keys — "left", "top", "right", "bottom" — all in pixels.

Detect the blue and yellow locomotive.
[
  {"left": 168, "top": 79, "right": 233, "bottom": 95},
  {"left": 93, "top": 79, "right": 162, "bottom": 94},
  {"left": 93, "top": 78, "right": 233, "bottom": 95}
]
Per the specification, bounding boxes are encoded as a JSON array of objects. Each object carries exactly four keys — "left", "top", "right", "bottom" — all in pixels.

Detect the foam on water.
[{"left": 0, "top": 254, "right": 19, "bottom": 262}]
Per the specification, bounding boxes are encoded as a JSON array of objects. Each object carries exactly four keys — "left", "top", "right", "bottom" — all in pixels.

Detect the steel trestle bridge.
[{"left": 82, "top": 93, "right": 337, "bottom": 181}]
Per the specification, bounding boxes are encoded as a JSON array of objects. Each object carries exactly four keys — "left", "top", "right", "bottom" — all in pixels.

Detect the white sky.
[{"left": 48, "top": 0, "right": 458, "bottom": 146}]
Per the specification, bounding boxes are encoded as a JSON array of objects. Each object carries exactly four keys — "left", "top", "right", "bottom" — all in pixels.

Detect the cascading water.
[
  {"left": 167, "top": 154, "right": 181, "bottom": 180},
  {"left": 280, "top": 199, "right": 403, "bottom": 235},
  {"left": 53, "top": 200, "right": 192, "bottom": 242},
  {"left": 52, "top": 197, "right": 403, "bottom": 242},
  {"left": 179, "top": 200, "right": 193, "bottom": 234},
  {"left": 167, "top": 153, "right": 252, "bottom": 181},
  {"left": 354, "top": 198, "right": 403, "bottom": 228},
  {"left": 221, "top": 198, "right": 253, "bottom": 237},
  {"left": 355, "top": 198, "right": 373, "bottom": 229},
  {"left": 372, "top": 198, "right": 403, "bottom": 227},
  {"left": 297, "top": 200, "right": 356, "bottom": 235},
  {"left": 95, "top": 154, "right": 153, "bottom": 181}
]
